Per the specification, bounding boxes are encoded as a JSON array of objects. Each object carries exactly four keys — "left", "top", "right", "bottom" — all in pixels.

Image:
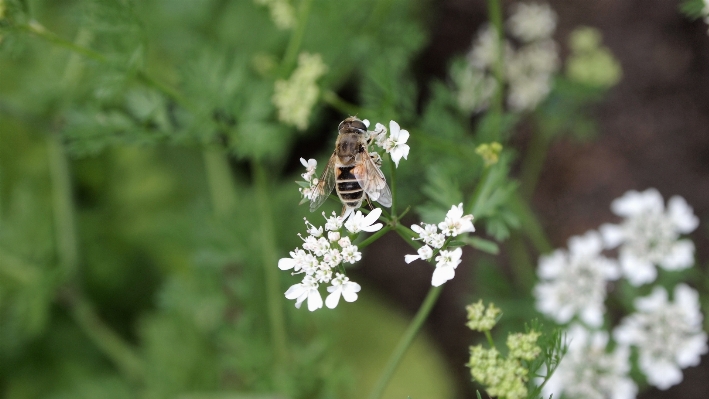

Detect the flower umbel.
[
  {"left": 466, "top": 300, "right": 501, "bottom": 332},
  {"left": 273, "top": 53, "right": 328, "bottom": 130}
]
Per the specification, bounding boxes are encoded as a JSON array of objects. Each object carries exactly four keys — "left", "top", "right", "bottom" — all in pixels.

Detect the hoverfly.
[{"left": 309, "top": 117, "right": 392, "bottom": 216}]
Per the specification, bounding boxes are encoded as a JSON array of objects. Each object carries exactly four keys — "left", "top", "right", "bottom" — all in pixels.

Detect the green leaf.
[{"left": 465, "top": 237, "right": 500, "bottom": 255}]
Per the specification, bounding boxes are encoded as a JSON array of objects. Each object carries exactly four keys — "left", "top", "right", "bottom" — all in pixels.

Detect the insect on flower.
[{"left": 309, "top": 116, "right": 393, "bottom": 216}]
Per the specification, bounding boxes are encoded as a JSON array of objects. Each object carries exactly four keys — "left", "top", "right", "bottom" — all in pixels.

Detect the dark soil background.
[{"left": 358, "top": 0, "right": 709, "bottom": 398}]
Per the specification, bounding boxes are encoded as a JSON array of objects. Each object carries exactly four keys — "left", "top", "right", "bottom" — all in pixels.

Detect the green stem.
[
  {"left": 367, "top": 285, "right": 444, "bottom": 399},
  {"left": 468, "top": 164, "right": 492, "bottom": 216},
  {"left": 47, "top": 134, "right": 78, "bottom": 277},
  {"left": 279, "top": 0, "right": 315, "bottom": 77},
  {"left": 357, "top": 225, "right": 391, "bottom": 249},
  {"left": 389, "top": 158, "right": 397, "bottom": 218},
  {"left": 484, "top": 330, "right": 496, "bottom": 349},
  {"left": 322, "top": 90, "right": 363, "bottom": 116},
  {"left": 519, "top": 123, "right": 551, "bottom": 201},
  {"left": 252, "top": 161, "right": 288, "bottom": 367},
  {"left": 485, "top": 0, "right": 505, "bottom": 140},
  {"left": 69, "top": 293, "right": 145, "bottom": 381},
  {"left": 203, "top": 148, "right": 238, "bottom": 216}
]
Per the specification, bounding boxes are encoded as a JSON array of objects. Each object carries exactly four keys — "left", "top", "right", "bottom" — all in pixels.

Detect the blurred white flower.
[
  {"left": 344, "top": 208, "right": 383, "bottom": 234},
  {"left": 285, "top": 275, "right": 323, "bottom": 311},
  {"left": 467, "top": 25, "right": 506, "bottom": 69},
  {"left": 543, "top": 324, "right": 637, "bottom": 399},
  {"left": 300, "top": 158, "right": 317, "bottom": 181},
  {"left": 341, "top": 244, "right": 362, "bottom": 264},
  {"left": 613, "top": 284, "right": 708, "bottom": 390},
  {"left": 453, "top": 64, "right": 497, "bottom": 113},
  {"left": 534, "top": 231, "right": 620, "bottom": 327},
  {"left": 382, "top": 121, "right": 410, "bottom": 168},
  {"left": 507, "top": 3, "right": 557, "bottom": 43},
  {"left": 254, "top": 0, "right": 295, "bottom": 30},
  {"left": 600, "top": 189, "right": 698, "bottom": 286},
  {"left": 369, "top": 122, "right": 389, "bottom": 148},
  {"left": 325, "top": 273, "right": 361, "bottom": 309},
  {"left": 431, "top": 247, "right": 463, "bottom": 286},
  {"left": 273, "top": 53, "right": 327, "bottom": 130},
  {"left": 438, "top": 203, "right": 475, "bottom": 237}
]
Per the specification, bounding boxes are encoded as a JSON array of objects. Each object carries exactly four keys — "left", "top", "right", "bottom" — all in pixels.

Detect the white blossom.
[
  {"left": 344, "top": 208, "right": 383, "bottom": 234},
  {"left": 325, "top": 273, "right": 362, "bottom": 309},
  {"left": 327, "top": 231, "right": 340, "bottom": 242},
  {"left": 431, "top": 247, "right": 463, "bottom": 287},
  {"left": 613, "top": 284, "right": 707, "bottom": 389},
  {"left": 438, "top": 203, "right": 475, "bottom": 237},
  {"left": 543, "top": 324, "right": 637, "bottom": 399},
  {"left": 369, "top": 122, "right": 389, "bottom": 148},
  {"left": 323, "top": 211, "right": 344, "bottom": 231},
  {"left": 284, "top": 275, "right": 323, "bottom": 311},
  {"left": 467, "top": 24, "right": 504, "bottom": 69},
  {"left": 404, "top": 245, "right": 434, "bottom": 264},
  {"left": 300, "top": 157, "right": 317, "bottom": 181},
  {"left": 600, "top": 189, "right": 698, "bottom": 286},
  {"left": 382, "top": 121, "right": 410, "bottom": 168},
  {"left": 534, "top": 231, "right": 620, "bottom": 327},
  {"left": 507, "top": 3, "right": 557, "bottom": 43}
]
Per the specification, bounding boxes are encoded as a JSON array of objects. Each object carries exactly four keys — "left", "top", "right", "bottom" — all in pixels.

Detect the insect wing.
[
  {"left": 355, "top": 152, "right": 392, "bottom": 207},
  {"left": 309, "top": 153, "right": 337, "bottom": 212}
]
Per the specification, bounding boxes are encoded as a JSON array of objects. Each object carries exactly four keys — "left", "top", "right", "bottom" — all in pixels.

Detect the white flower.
[
  {"left": 382, "top": 121, "right": 410, "bottom": 168},
  {"left": 303, "top": 218, "right": 323, "bottom": 237},
  {"left": 321, "top": 248, "right": 342, "bottom": 268},
  {"left": 404, "top": 245, "right": 434, "bottom": 264},
  {"left": 325, "top": 273, "right": 362, "bottom": 309},
  {"left": 323, "top": 211, "right": 344, "bottom": 231},
  {"left": 543, "top": 324, "right": 637, "bottom": 399},
  {"left": 467, "top": 24, "right": 505, "bottom": 69},
  {"left": 431, "top": 247, "right": 463, "bottom": 286},
  {"left": 341, "top": 244, "right": 362, "bottom": 264},
  {"left": 300, "top": 157, "right": 317, "bottom": 181},
  {"left": 438, "top": 203, "right": 475, "bottom": 237},
  {"left": 344, "top": 208, "right": 383, "bottom": 234},
  {"left": 600, "top": 189, "right": 698, "bottom": 286},
  {"left": 369, "top": 122, "right": 389, "bottom": 148},
  {"left": 613, "top": 284, "right": 707, "bottom": 390},
  {"left": 284, "top": 275, "right": 323, "bottom": 311},
  {"left": 337, "top": 236, "right": 352, "bottom": 248},
  {"left": 507, "top": 3, "right": 557, "bottom": 43},
  {"left": 411, "top": 222, "right": 447, "bottom": 249},
  {"left": 327, "top": 231, "right": 340, "bottom": 242},
  {"left": 534, "top": 231, "right": 620, "bottom": 327}
]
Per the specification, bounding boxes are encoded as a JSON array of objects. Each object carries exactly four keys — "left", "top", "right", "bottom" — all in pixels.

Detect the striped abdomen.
[{"left": 335, "top": 165, "right": 364, "bottom": 209}]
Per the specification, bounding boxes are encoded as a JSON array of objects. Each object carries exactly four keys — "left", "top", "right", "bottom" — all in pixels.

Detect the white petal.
[
  {"left": 404, "top": 254, "right": 421, "bottom": 264},
  {"left": 599, "top": 223, "right": 625, "bottom": 248},
  {"left": 668, "top": 196, "right": 699, "bottom": 233},
  {"left": 661, "top": 240, "right": 695, "bottom": 271},
  {"left": 389, "top": 120, "right": 400, "bottom": 138},
  {"left": 361, "top": 222, "right": 383, "bottom": 232},
  {"left": 674, "top": 284, "right": 701, "bottom": 314},
  {"left": 341, "top": 282, "right": 361, "bottom": 302},
  {"left": 537, "top": 250, "right": 566, "bottom": 279},
  {"left": 635, "top": 286, "right": 667, "bottom": 312},
  {"left": 362, "top": 119, "right": 370, "bottom": 128},
  {"left": 278, "top": 258, "right": 296, "bottom": 270},
  {"left": 641, "top": 355, "right": 682, "bottom": 390},
  {"left": 676, "top": 332, "right": 708, "bottom": 367},
  {"left": 568, "top": 230, "right": 603, "bottom": 256},
  {"left": 611, "top": 190, "right": 645, "bottom": 217},
  {"left": 307, "top": 289, "right": 323, "bottom": 311},
  {"left": 325, "top": 288, "right": 342, "bottom": 309},
  {"left": 580, "top": 304, "right": 604, "bottom": 327},
  {"left": 620, "top": 251, "right": 657, "bottom": 286},
  {"left": 284, "top": 284, "right": 305, "bottom": 299},
  {"left": 300, "top": 157, "right": 308, "bottom": 168},
  {"left": 431, "top": 265, "right": 455, "bottom": 287},
  {"left": 397, "top": 129, "right": 410, "bottom": 144}
]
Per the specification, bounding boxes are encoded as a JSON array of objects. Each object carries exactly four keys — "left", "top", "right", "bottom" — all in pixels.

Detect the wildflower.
[
  {"left": 467, "top": 24, "right": 505, "bottom": 70},
  {"left": 404, "top": 245, "right": 433, "bottom": 264},
  {"left": 344, "top": 208, "right": 383, "bottom": 234},
  {"left": 468, "top": 346, "right": 529, "bottom": 399},
  {"left": 323, "top": 211, "right": 344, "bottom": 231},
  {"left": 325, "top": 273, "right": 361, "bottom": 309},
  {"left": 438, "top": 203, "right": 475, "bottom": 237},
  {"left": 475, "top": 142, "right": 503, "bottom": 166},
  {"left": 254, "top": 0, "right": 295, "bottom": 30},
  {"left": 543, "top": 324, "right": 637, "bottom": 399},
  {"left": 284, "top": 275, "right": 323, "bottom": 311},
  {"left": 340, "top": 244, "right": 362, "bottom": 264},
  {"left": 327, "top": 231, "right": 340, "bottom": 242},
  {"left": 613, "top": 284, "right": 707, "bottom": 389},
  {"left": 507, "top": 3, "right": 557, "bottom": 43},
  {"left": 369, "top": 122, "right": 389, "bottom": 148},
  {"left": 273, "top": 53, "right": 327, "bottom": 130},
  {"left": 300, "top": 158, "right": 317, "bottom": 181},
  {"left": 466, "top": 300, "right": 501, "bottom": 332},
  {"left": 410, "top": 223, "right": 446, "bottom": 249},
  {"left": 382, "top": 121, "right": 410, "bottom": 168},
  {"left": 534, "top": 230, "right": 620, "bottom": 327},
  {"left": 453, "top": 64, "right": 497, "bottom": 113},
  {"left": 507, "top": 331, "right": 541, "bottom": 361},
  {"left": 599, "top": 189, "right": 698, "bottom": 286},
  {"left": 431, "top": 247, "right": 463, "bottom": 287}
]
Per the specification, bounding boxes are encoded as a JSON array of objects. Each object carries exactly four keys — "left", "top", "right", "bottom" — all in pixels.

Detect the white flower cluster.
[
  {"left": 456, "top": 2, "right": 559, "bottom": 113},
  {"left": 253, "top": 0, "right": 295, "bottom": 30},
  {"left": 278, "top": 208, "right": 383, "bottom": 311},
  {"left": 297, "top": 157, "right": 318, "bottom": 203},
  {"left": 600, "top": 188, "right": 698, "bottom": 286},
  {"left": 273, "top": 53, "right": 328, "bottom": 130},
  {"left": 405, "top": 203, "right": 475, "bottom": 286},
  {"left": 535, "top": 189, "right": 706, "bottom": 396},
  {"left": 363, "top": 119, "right": 410, "bottom": 168}
]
